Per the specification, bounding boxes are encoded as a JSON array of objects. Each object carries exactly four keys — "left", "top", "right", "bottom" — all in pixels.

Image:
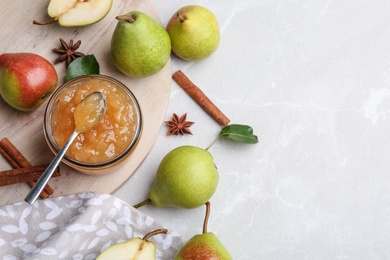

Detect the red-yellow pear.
[
  {"left": 174, "top": 202, "right": 232, "bottom": 260},
  {"left": 0, "top": 53, "right": 58, "bottom": 111}
]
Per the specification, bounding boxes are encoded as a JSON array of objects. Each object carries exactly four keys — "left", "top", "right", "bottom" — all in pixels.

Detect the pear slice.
[
  {"left": 97, "top": 229, "right": 168, "bottom": 260},
  {"left": 34, "top": 0, "right": 113, "bottom": 27}
]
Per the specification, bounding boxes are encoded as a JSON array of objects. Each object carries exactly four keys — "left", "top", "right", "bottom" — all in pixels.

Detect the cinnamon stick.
[
  {"left": 0, "top": 138, "right": 55, "bottom": 199},
  {"left": 0, "top": 165, "right": 60, "bottom": 186},
  {"left": 0, "top": 146, "right": 19, "bottom": 168},
  {"left": 0, "top": 138, "right": 31, "bottom": 168},
  {"left": 172, "top": 70, "right": 230, "bottom": 126}
]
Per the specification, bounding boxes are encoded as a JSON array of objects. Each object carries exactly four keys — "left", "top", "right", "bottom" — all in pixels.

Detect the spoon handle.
[{"left": 24, "top": 131, "right": 79, "bottom": 205}]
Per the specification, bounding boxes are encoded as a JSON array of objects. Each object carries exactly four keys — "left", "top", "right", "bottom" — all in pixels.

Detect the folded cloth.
[{"left": 0, "top": 193, "right": 183, "bottom": 260}]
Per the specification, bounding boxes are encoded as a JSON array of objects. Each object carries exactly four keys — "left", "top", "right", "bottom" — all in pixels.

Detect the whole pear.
[
  {"left": 97, "top": 229, "right": 167, "bottom": 260},
  {"left": 147, "top": 145, "right": 219, "bottom": 209},
  {"left": 111, "top": 11, "right": 171, "bottom": 78},
  {"left": 175, "top": 233, "right": 232, "bottom": 260},
  {"left": 175, "top": 202, "right": 232, "bottom": 260},
  {"left": 0, "top": 53, "right": 58, "bottom": 111},
  {"left": 166, "top": 5, "right": 220, "bottom": 61}
]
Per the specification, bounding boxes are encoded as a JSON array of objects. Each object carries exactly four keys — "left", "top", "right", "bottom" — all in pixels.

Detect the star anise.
[
  {"left": 52, "top": 38, "right": 85, "bottom": 67},
  {"left": 165, "top": 113, "right": 194, "bottom": 136}
]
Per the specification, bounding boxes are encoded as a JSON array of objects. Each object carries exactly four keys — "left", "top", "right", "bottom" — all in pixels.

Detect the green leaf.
[
  {"left": 66, "top": 55, "right": 100, "bottom": 81},
  {"left": 219, "top": 124, "right": 258, "bottom": 144}
]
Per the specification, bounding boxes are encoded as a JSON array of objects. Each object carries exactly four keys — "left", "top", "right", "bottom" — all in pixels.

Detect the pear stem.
[
  {"left": 176, "top": 12, "right": 186, "bottom": 23},
  {"left": 142, "top": 229, "right": 168, "bottom": 241},
  {"left": 33, "top": 18, "right": 57, "bottom": 25},
  {"left": 133, "top": 198, "right": 151, "bottom": 209},
  {"left": 203, "top": 201, "right": 211, "bottom": 234},
  {"left": 206, "top": 136, "right": 220, "bottom": 151},
  {"left": 116, "top": 14, "right": 136, "bottom": 23}
]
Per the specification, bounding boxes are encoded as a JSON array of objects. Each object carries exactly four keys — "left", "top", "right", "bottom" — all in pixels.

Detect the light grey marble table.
[{"left": 114, "top": 0, "right": 390, "bottom": 259}]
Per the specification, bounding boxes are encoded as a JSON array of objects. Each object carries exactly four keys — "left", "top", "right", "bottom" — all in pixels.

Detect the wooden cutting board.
[{"left": 0, "top": 0, "right": 171, "bottom": 205}]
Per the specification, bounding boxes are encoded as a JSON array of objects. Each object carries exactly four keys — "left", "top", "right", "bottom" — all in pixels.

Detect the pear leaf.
[
  {"left": 66, "top": 55, "right": 100, "bottom": 81},
  {"left": 219, "top": 124, "right": 258, "bottom": 144}
]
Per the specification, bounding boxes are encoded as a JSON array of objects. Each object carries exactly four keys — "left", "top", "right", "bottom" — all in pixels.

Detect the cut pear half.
[
  {"left": 96, "top": 238, "right": 156, "bottom": 260},
  {"left": 96, "top": 229, "right": 168, "bottom": 260},
  {"left": 34, "top": 0, "right": 113, "bottom": 27}
]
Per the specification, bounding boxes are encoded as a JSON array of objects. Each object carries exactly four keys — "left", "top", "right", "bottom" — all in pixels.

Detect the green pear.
[
  {"left": 33, "top": 0, "right": 113, "bottom": 26},
  {"left": 135, "top": 145, "right": 219, "bottom": 209},
  {"left": 175, "top": 202, "right": 232, "bottom": 260},
  {"left": 166, "top": 5, "right": 220, "bottom": 61},
  {"left": 110, "top": 11, "right": 171, "bottom": 78},
  {"left": 0, "top": 53, "right": 58, "bottom": 111},
  {"left": 97, "top": 229, "right": 167, "bottom": 260}
]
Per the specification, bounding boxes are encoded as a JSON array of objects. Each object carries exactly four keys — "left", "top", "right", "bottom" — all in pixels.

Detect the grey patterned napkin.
[{"left": 0, "top": 193, "right": 183, "bottom": 259}]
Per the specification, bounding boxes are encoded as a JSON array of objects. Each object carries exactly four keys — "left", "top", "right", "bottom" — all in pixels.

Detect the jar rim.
[{"left": 43, "top": 74, "right": 143, "bottom": 169}]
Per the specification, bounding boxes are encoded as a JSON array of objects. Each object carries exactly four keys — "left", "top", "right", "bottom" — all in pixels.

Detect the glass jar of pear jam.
[{"left": 44, "top": 75, "right": 142, "bottom": 175}]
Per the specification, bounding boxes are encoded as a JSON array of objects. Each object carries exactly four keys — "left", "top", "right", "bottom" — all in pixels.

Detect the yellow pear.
[{"left": 166, "top": 5, "right": 220, "bottom": 61}]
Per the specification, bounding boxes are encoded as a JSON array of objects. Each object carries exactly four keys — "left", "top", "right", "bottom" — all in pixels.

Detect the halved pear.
[
  {"left": 97, "top": 237, "right": 156, "bottom": 260},
  {"left": 34, "top": 0, "right": 113, "bottom": 27},
  {"left": 96, "top": 229, "right": 167, "bottom": 260}
]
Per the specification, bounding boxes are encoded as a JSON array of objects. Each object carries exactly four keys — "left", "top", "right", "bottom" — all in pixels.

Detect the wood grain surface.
[{"left": 0, "top": 0, "right": 171, "bottom": 205}]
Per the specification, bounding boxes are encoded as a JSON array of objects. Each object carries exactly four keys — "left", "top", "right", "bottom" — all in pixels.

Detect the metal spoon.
[{"left": 25, "top": 91, "right": 106, "bottom": 205}]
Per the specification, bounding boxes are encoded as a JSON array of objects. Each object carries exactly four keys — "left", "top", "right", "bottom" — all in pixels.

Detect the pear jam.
[{"left": 50, "top": 78, "right": 137, "bottom": 164}]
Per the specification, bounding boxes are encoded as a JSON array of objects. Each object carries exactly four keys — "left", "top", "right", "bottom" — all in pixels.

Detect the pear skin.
[
  {"left": 174, "top": 233, "right": 232, "bottom": 260},
  {"left": 166, "top": 5, "right": 220, "bottom": 61},
  {"left": 148, "top": 146, "right": 219, "bottom": 209},
  {"left": 0, "top": 53, "right": 58, "bottom": 111},
  {"left": 111, "top": 11, "right": 171, "bottom": 78},
  {"left": 174, "top": 202, "right": 233, "bottom": 259}
]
